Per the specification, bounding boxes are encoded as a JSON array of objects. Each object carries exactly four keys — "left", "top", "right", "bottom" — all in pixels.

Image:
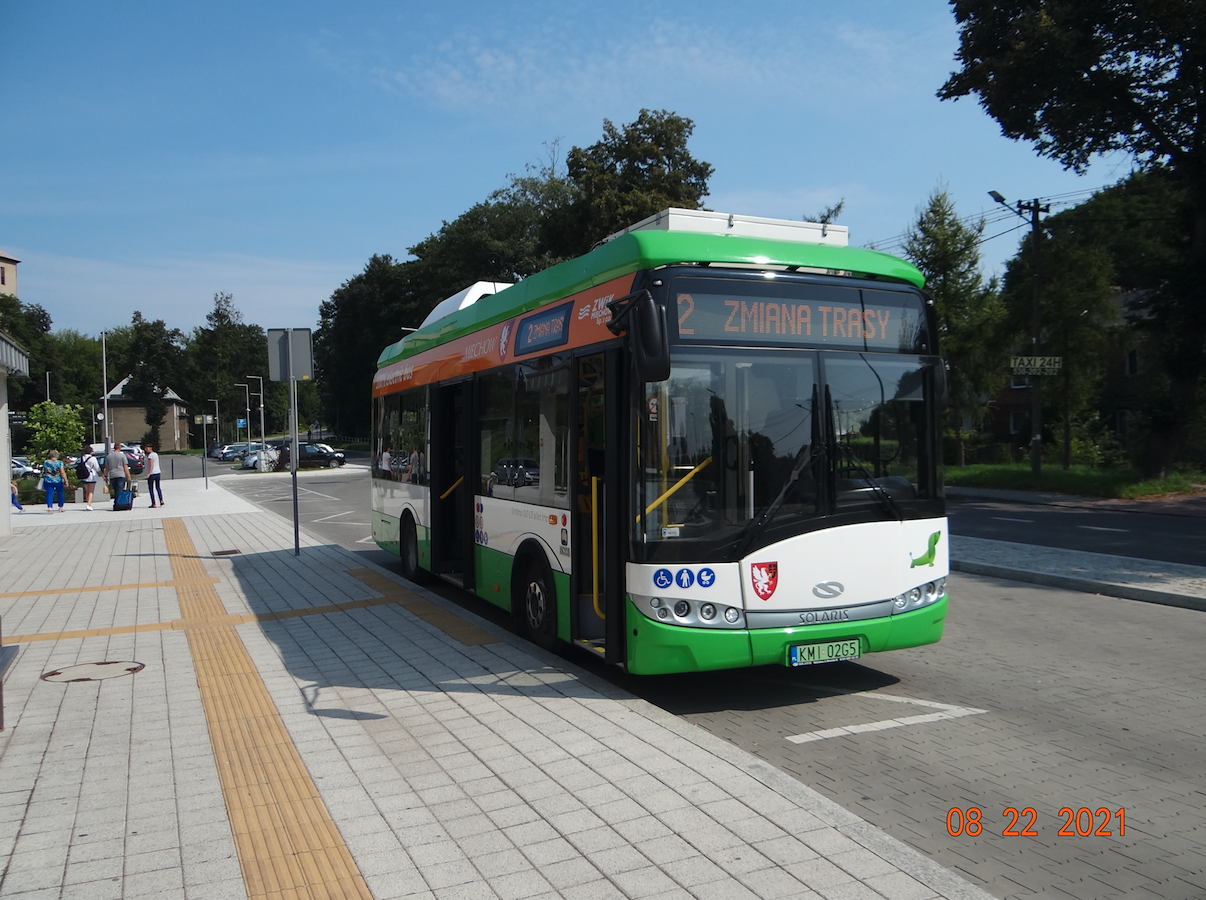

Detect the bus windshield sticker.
[
  {"left": 674, "top": 284, "right": 925, "bottom": 351},
  {"left": 516, "top": 301, "right": 573, "bottom": 356}
]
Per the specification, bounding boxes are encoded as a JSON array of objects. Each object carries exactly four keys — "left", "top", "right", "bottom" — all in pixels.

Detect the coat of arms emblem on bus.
[
  {"left": 751, "top": 562, "right": 778, "bottom": 601},
  {"left": 499, "top": 320, "right": 513, "bottom": 363},
  {"left": 909, "top": 531, "right": 942, "bottom": 568}
]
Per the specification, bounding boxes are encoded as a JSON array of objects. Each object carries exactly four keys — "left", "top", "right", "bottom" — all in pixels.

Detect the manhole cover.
[
  {"left": 42, "top": 661, "right": 145, "bottom": 683},
  {"left": 212, "top": 549, "right": 241, "bottom": 556}
]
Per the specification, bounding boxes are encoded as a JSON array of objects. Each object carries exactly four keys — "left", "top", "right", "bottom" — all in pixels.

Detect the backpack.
[{"left": 75, "top": 457, "right": 90, "bottom": 480}]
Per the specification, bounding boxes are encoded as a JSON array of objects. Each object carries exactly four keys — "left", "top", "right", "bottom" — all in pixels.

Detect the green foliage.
[
  {"left": 0, "top": 293, "right": 52, "bottom": 409},
  {"left": 25, "top": 401, "right": 86, "bottom": 461},
  {"left": 551, "top": 109, "right": 714, "bottom": 256},
  {"left": 944, "top": 463, "right": 1204, "bottom": 499},
  {"left": 315, "top": 110, "right": 713, "bottom": 436},
  {"left": 939, "top": 2, "right": 1206, "bottom": 477},
  {"left": 178, "top": 293, "right": 280, "bottom": 448},
  {"left": 124, "top": 311, "right": 185, "bottom": 450},
  {"left": 903, "top": 189, "right": 1006, "bottom": 462}
]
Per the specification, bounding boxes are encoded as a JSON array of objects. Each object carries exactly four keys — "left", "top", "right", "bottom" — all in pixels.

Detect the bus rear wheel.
[
  {"left": 520, "top": 557, "right": 557, "bottom": 651},
  {"left": 399, "top": 513, "right": 424, "bottom": 583}
]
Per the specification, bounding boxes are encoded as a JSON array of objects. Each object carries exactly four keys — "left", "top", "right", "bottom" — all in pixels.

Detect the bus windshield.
[{"left": 636, "top": 346, "right": 941, "bottom": 562}]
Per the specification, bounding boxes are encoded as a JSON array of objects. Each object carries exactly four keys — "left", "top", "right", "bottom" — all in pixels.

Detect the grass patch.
[{"left": 945, "top": 464, "right": 1206, "bottom": 499}]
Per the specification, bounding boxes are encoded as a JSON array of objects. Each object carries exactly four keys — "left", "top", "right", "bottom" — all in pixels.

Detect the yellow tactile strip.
[
  {"left": 345, "top": 568, "right": 498, "bottom": 646},
  {"left": 162, "top": 517, "right": 374, "bottom": 900},
  {"left": 0, "top": 579, "right": 215, "bottom": 599}
]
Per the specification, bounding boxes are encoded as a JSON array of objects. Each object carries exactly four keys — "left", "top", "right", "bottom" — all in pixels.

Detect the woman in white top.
[
  {"left": 79, "top": 445, "right": 101, "bottom": 510},
  {"left": 145, "top": 445, "right": 164, "bottom": 508}
]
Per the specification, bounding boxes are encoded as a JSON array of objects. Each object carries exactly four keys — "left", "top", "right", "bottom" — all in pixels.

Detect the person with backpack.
[
  {"left": 76, "top": 446, "right": 100, "bottom": 510},
  {"left": 41, "top": 450, "right": 67, "bottom": 512}
]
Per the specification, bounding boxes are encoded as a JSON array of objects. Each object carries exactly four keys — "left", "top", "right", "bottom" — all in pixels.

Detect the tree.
[
  {"left": 314, "top": 111, "right": 713, "bottom": 435},
  {"left": 25, "top": 400, "right": 86, "bottom": 461},
  {"left": 180, "top": 293, "right": 272, "bottom": 446},
  {"left": 938, "top": 0, "right": 1206, "bottom": 476},
  {"left": 903, "top": 189, "right": 1007, "bottom": 466},
  {"left": 549, "top": 109, "right": 714, "bottom": 256},
  {"left": 0, "top": 294, "right": 53, "bottom": 410},
  {"left": 124, "top": 312, "right": 184, "bottom": 450},
  {"left": 1001, "top": 237, "right": 1116, "bottom": 467}
]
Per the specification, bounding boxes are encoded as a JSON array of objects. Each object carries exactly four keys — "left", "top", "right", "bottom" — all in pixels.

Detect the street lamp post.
[
  {"left": 246, "top": 375, "right": 266, "bottom": 471},
  {"left": 101, "top": 331, "right": 111, "bottom": 450},
  {"left": 990, "top": 190, "right": 1049, "bottom": 476},
  {"left": 235, "top": 383, "right": 250, "bottom": 447}
]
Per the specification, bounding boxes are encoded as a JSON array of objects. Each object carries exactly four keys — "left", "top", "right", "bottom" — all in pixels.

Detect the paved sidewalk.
[{"left": 1, "top": 478, "right": 994, "bottom": 900}]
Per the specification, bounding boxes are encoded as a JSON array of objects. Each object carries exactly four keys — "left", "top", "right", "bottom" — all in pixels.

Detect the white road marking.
[
  {"left": 313, "top": 511, "right": 355, "bottom": 522},
  {"left": 785, "top": 692, "right": 987, "bottom": 744},
  {"left": 1076, "top": 525, "right": 1129, "bottom": 533},
  {"left": 356, "top": 535, "right": 378, "bottom": 544},
  {"left": 991, "top": 516, "right": 1034, "bottom": 523}
]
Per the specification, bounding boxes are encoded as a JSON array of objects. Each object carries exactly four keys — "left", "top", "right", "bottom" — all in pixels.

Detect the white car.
[{"left": 241, "top": 447, "right": 280, "bottom": 470}]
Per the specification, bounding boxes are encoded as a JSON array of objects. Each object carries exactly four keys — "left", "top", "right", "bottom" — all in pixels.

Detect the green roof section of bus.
[{"left": 376, "top": 230, "right": 925, "bottom": 368}]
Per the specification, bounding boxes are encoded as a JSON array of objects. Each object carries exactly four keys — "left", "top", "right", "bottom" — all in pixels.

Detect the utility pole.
[{"left": 990, "top": 191, "right": 1049, "bottom": 476}]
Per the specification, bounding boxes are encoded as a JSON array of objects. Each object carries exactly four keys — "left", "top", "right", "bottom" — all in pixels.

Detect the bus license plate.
[{"left": 789, "top": 639, "right": 861, "bottom": 667}]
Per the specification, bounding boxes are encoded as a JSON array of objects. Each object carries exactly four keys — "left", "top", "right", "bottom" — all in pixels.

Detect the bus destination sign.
[
  {"left": 515, "top": 301, "right": 573, "bottom": 357},
  {"left": 674, "top": 286, "right": 926, "bottom": 352},
  {"left": 1011, "top": 356, "right": 1062, "bottom": 376}
]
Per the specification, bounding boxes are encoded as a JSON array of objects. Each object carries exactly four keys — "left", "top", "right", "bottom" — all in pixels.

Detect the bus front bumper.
[{"left": 625, "top": 596, "right": 947, "bottom": 675}]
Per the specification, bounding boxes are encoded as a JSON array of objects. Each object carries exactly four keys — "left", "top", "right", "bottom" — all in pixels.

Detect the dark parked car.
[
  {"left": 277, "top": 442, "right": 346, "bottom": 469},
  {"left": 123, "top": 449, "right": 145, "bottom": 475}
]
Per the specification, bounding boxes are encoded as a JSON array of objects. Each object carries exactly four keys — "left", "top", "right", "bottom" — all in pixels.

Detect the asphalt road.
[
  {"left": 220, "top": 467, "right": 1206, "bottom": 899},
  {"left": 947, "top": 495, "right": 1206, "bottom": 567}
]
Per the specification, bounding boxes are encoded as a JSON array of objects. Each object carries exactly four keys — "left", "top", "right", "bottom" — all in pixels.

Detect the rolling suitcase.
[{"left": 113, "top": 489, "right": 134, "bottom": 511}]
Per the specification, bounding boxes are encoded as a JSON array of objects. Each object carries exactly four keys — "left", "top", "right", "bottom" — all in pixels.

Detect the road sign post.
[{"left": 268, "top": 328, "right": 312, "bottom": 557}]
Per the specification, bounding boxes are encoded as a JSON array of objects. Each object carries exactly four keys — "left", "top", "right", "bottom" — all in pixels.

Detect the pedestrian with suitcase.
[{"left": 104, "top": 445, "right": 131, "bottom": 510}]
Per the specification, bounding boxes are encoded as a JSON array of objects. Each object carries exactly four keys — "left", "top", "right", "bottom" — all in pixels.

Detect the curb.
[{"left": 950, "top": 559, "right": 1206, "bottom": 612}]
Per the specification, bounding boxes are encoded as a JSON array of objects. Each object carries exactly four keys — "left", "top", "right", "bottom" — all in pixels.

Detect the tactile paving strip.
[{"left": 162, "top": 517, "right": 374, "bottom": 900}]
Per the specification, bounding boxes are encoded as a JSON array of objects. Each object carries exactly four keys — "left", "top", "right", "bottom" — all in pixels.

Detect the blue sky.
[{"left": 2, "top": 1, "right": 1128, "bottom": 337}]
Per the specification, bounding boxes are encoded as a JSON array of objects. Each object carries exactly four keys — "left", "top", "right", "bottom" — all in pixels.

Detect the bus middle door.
[
  {"left": 431, "top": 379, "right": 475, "bottom": 590},
  {"left": 572, "top": 351, "right": 625, "bottom": 662}
]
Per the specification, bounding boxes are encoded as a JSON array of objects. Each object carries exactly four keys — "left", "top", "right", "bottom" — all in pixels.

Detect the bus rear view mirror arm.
[{"left": 606, "top": 290, "right": 671, "bottom": 382}]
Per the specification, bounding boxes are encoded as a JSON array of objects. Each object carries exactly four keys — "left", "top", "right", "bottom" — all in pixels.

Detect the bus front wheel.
[{"left": 520, "top": 557, "right": 557, "bottom": 651}]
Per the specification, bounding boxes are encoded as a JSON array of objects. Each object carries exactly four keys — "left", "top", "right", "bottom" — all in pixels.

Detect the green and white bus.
[{"left": 372, "top": 209, "right": 948, "bottom": 675}]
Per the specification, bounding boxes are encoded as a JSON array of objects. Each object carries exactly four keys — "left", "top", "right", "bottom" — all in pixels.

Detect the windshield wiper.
[
  {"left": 734, "top": 438, "right": 823, "bottom": 560},
  {"left": 835, "top": 442, "right": 904, "bottom": 522}
]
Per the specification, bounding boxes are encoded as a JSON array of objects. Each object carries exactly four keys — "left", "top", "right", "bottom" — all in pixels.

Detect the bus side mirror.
[
  {"left": 934, "top": 359, "right": 950, "bottom": 409},
  {"left": 607, "top": 290, "right": 671, "bottom": 382}
]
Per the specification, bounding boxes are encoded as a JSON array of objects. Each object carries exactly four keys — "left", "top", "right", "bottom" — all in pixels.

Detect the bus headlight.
[
  {"left": 700, "top": 603, "right": 716, "bottom": 620},
  {"left": 894, "top": 593, "right": 908, "bottom": 610},
  {"left": 650, "top": 597, "right": 662, "bottom": 608},
  {"left": 924, "top": 581, "right": 938, "bottom": 601},
  {"left": 908, "top": 587, "right": 922, "bottom": 607},
  {"left": 673, "top": 600, "right": 690, "bottom": 618},
  {"left": 724, "top": 607, "right": 740, "bottom": 624},
  {"left": 657, "top": 607, "right": 669, "bottom": 619}
]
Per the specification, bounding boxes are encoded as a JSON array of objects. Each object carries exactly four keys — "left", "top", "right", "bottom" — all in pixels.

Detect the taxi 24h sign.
[{"left": 1011, "top": 356, "right": 1062, "bottom": 377}]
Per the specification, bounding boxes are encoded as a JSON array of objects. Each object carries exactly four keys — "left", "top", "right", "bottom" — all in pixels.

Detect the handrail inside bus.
[
  {"left": 639, "top": 457, "right": 713, "bottom": 521},
  {"left": 439, "top": 476, "right": 463, "bottom": 500},
  {"left": 592, "top": 476, "right": 604, "bottom": 620}
]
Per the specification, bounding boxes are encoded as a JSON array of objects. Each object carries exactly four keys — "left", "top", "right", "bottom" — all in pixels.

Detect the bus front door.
[
  {"left": 573, "top": 351, "right": 624, "bottom": 662},
  {"left": 431, "top": 380, "right": 474, "bottom": 589}
]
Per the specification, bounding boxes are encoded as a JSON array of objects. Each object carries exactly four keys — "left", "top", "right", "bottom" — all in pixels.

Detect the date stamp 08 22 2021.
[{"left": 947, "top": 807, "right": 1126, "bottom": 837}]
